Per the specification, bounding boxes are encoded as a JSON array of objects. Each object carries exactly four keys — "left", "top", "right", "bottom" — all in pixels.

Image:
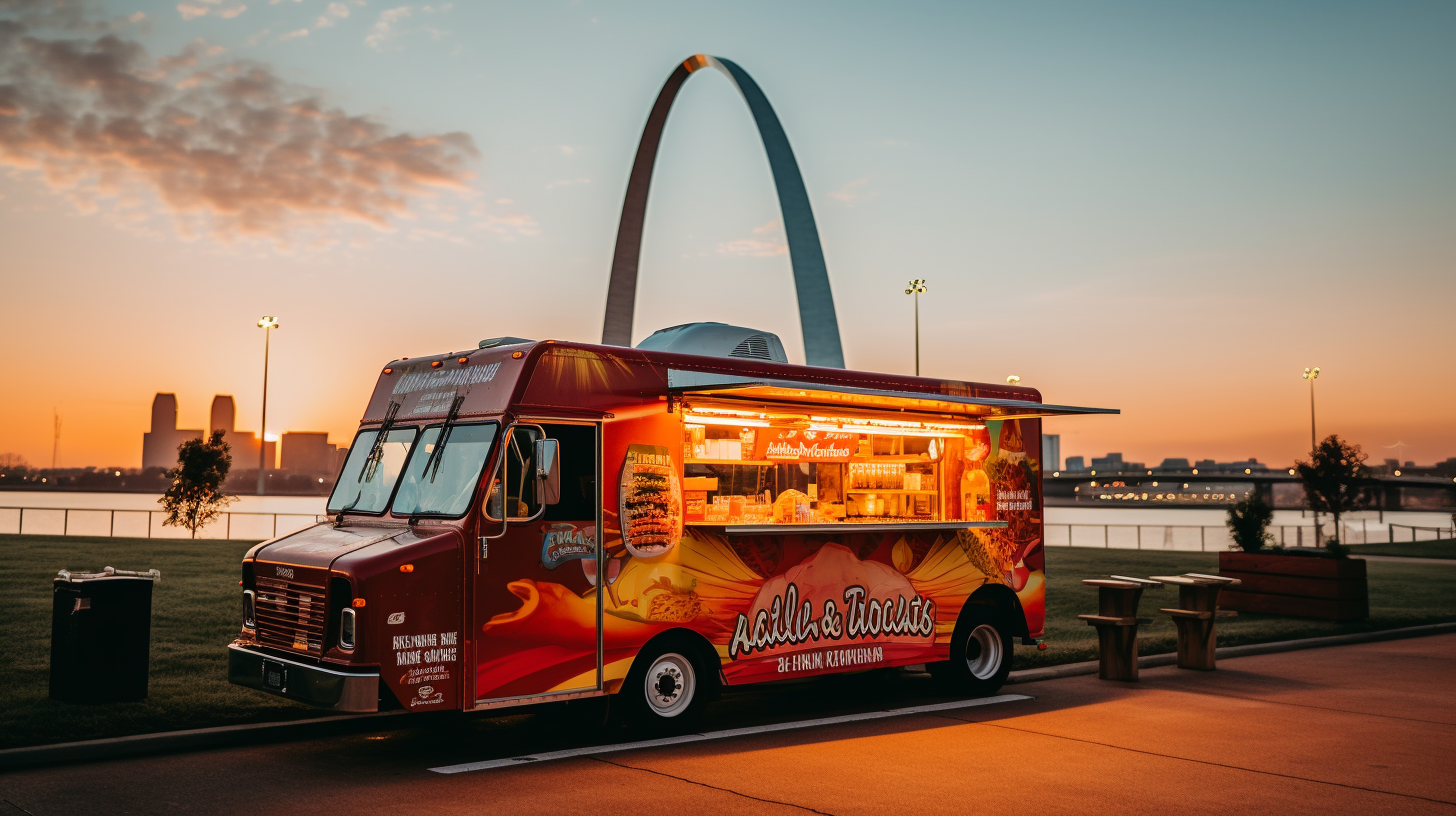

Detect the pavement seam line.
[
  {"left": 946, "top": 717, "right": 1456, "bottom": 807},
  {"left": 588, "top": 755, "right": 837, "bottom": 815},
  {"left": 1172, "top": 689, "right": 1456, "bottom": 728},
  {"left": 2, "top": 799, "right": 36, "bottom": 816}
]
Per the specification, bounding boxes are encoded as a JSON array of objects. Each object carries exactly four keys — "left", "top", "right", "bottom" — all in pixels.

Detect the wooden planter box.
[{"left": 1218, "top": 552, "right": 1369, "bottom": 622}]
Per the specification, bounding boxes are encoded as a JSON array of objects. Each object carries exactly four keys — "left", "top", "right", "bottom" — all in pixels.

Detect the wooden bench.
[
  {"left": 1078, "top": 577, "right": 1162, "bottom": 681},
  {"left": 1150, "top": 574, "right": 1241, "bottom": 671}
]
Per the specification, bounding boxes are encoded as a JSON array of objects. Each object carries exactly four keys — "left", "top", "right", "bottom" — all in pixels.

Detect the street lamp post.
[
  {"left": 904, "top": 279, "right": 927, "bottom": 376},
  {"left": 257, "top": 316, "right": 279, "bottom": 496},
  {"left": 1302, "top": 366, "right": 1320, "bottom": 454},
  {"left": 1302, "top": 365, "right": 1320, "bottom": 544}
]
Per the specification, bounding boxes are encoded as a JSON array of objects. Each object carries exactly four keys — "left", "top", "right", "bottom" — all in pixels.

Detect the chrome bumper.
[{"left": 228, "top": 644, "right": 379, "bottom": 713}]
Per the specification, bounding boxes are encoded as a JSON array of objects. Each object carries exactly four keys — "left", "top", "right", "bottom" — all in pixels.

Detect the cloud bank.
[{"left": 0, "top": 7, "right": 478, "bottom": 242}]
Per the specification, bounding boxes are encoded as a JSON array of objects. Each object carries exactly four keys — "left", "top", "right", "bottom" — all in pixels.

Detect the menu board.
[{"left": 751, "top": 429, "right": 855, "bottom": 463}]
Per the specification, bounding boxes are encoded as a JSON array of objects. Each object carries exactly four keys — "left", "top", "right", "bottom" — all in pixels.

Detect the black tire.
[
  {"left": 928, "top": 606, "right": 1013, "bottom": 696},
  {"left": 616, "top": 638, "right": 712, "bottom": 733}
]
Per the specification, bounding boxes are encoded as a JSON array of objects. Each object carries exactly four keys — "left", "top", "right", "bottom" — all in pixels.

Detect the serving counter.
[{"left": 709, "top": 521, "right": 1009, "bottom": 536}]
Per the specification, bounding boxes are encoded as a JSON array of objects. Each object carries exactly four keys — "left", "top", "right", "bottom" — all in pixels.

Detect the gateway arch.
[{"left": 600, "top": 54, "right": 845, "bottom": 369}]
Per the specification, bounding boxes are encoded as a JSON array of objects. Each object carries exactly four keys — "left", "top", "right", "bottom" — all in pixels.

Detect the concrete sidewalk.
[{"left": 3, "top": 635, "right": 1453, "bottom": 814}]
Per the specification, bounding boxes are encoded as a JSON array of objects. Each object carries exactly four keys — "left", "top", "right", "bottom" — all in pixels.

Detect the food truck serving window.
[
  {"left": 328, "top": 427, "right": 419, "bottom": 514},
  {"left": 391, "top": 422, "right": 499, "bottom": 517},
  {"left": 679, "top": 403, "right": 997, "bottom": 526}
]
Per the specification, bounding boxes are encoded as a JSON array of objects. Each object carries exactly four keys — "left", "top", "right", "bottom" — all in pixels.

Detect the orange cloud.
[{"left": 0, "top": 15, "right": 478, "bottom": 242}]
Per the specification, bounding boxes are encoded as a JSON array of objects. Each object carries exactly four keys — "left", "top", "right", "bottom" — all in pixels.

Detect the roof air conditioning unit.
[{"left": 634, "top": 322, "right": 788, "bottom": 363}]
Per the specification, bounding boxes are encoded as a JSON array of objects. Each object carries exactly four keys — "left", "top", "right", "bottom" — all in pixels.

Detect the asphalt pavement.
[{"left": 3, "top": 634, "right": 1454, "bottom": 815}]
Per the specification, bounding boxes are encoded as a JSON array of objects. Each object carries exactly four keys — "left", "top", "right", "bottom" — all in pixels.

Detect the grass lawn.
[
  {"left": 3, "top": 536, "right": 1455, "bottom": 749},
  {"left": 1348, "top": 539, "right": 1456, "bottom": 560},
  {"left": 0, "top": 535, "right": 328, "bottom": 751}
]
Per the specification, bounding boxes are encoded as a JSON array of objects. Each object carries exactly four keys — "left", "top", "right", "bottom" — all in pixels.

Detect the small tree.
[
  {"left": 1295, "top": 434, "right": 1373, "bottom": 556},
  {"left": 1227, "top": 490, "right": 1275, "bottom": 552},
  {"left": 160, "top": 431, "right": 236, "bottom": 538}
]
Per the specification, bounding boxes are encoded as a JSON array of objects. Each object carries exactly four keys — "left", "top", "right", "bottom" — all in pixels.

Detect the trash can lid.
[{"left": 55, "top": 566, "right": 161, "bottom": 583}]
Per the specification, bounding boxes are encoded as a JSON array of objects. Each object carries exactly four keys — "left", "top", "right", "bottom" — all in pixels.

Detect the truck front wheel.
[
  {"left": 618, "top": 640, "right": 710, "bottom": 732},
  {"left": 930, "top": 607, "right": 1013, "bottom": 696}
]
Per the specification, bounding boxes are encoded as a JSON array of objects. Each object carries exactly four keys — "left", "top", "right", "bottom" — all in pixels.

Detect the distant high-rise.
[
  {"left": 281, "top": 432, "right": 339, "bottom": 475},
  {"left": 1091, "top": 452, "right": 1145, "bottom": 472},
  {"left": 141, "top": 393, "right": 203, "bottom": 470},
  {"left": 210, "top": 395, "right": 236, "bottom": 436},
  {"left": 142, "top": 393, "right": 278, "bottom": 471},
  {"left": 1041, "top": 434, "right": 1061, "bottom": 472},
  {"left": 1064, "top": 456, "right": 1087, "bottom": 473}
]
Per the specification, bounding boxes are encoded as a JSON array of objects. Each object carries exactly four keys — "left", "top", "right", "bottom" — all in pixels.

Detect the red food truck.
[{"left": 229, "top": 323, "right": 1113, "bottom": 727}]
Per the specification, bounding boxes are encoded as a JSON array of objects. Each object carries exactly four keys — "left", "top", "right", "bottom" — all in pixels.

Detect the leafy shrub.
[{"left": 1227, "top": 491, "right": 1275, "bottom": 553}]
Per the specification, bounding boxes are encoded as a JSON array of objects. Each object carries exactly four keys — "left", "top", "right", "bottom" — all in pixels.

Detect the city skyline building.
[
  {"left": 209, "top": 395, "right": 236, "bottom": 438},
  {"left": 1041, "top": 434, "right": 1061, "bottom": 473},
  {"left": 206, "top": 393, "right": 274, "bottom": 474},
  {"left": 140, "top": 392, "right": 356, "bottom": 473},
  {"left": 280, "top": 432, "right": 347, "bottom": 476},
  {"left": 140, "top": 394, "right": 202, "bottom": 470}
]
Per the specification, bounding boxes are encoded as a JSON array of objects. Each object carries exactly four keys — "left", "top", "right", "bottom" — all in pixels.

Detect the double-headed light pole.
[
  {"left": 1302, "top": 365, "right": 1322, "bottom": 544},
  {"left": 904, "top": 279, "right": 927, "bottom": 376},
  {"left": 1302, "top": 366, "right": 1320, "bottom": 454},
  {"left": 257, "top": 316, "right": 280, "bottom": 496}
]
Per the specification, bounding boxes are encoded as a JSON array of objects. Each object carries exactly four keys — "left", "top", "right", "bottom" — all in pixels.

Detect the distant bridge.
[{"left": 1045, "top": 470, "right": 1455, "bottom": 512}]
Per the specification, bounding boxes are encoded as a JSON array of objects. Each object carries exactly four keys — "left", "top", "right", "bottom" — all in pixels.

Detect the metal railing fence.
[
  {"left": 1389, "top": 522, "right": 1455, "bottom": 542},
  {"left": 1044, "top": 520, "right": 1451, "bottom": 551},
  {"left": 4, "top": 506, "right": 1449, "bottom": 546},
  {"left": 0, "top": 507, "right": 325, "bottom": 541}
]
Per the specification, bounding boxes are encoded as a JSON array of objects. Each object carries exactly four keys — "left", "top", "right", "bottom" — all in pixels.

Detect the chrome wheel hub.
[
  {"left": 644, "top": 652, "right": 695, "bottom": 717},
  {"left": 965, "top": 624, "right": 1004, "bottom": 680}
]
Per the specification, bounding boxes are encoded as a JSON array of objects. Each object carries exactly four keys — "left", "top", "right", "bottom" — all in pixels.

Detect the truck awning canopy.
[{"left": 669, "top": 380, "right": 1118, "bottom": 421}]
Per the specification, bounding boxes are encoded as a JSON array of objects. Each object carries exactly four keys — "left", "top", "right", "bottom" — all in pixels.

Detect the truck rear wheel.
[
  {"left": 618, "top": 640, "right": 710, "bottom": 732},
  {"left": 929, "top": 607, "right": 1013, "bottom": 696}
]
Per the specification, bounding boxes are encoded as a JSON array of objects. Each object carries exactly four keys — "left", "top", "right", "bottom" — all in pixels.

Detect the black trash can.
[{"left": 50, "top": 567, "right": 162, "bottom": 703}]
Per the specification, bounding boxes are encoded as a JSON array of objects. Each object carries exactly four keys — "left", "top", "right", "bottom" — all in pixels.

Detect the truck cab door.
[{"left": 473, "top": 422, "right": 601, "bottom": 705}]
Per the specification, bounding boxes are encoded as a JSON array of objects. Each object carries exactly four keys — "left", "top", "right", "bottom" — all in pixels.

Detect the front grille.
[{"left": 254, "top": 575, "right": 327, "bottom": 655}]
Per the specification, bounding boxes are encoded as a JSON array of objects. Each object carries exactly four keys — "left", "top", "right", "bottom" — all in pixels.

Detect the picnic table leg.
[
  {"left": 1086, "top": 585, "right": 1144, "bottom": 681},
  {"left": 1172, "top": 584, "right": 1220, "bottom": 671},
  {"left": 1098, "top": 620, "right": 1139, "bottom": 681}
]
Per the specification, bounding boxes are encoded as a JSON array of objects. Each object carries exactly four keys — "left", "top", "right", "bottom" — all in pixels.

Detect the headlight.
[
  {"left": 340, "top": 608, "right": 356, "bottom": 651},
  {"left": 243, "top": 589, "right": 256, "bottom": 629}
]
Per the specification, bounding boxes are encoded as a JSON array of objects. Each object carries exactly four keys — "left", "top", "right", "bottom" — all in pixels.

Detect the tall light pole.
[
  {"left": 904, "top": 279, "right": 927, "bottom": 376},
  {"left": 257, "top": 316, "right": 279, "bottom": 496},
  {"left": 1301, "top": 366, "right": 1320, "bottom": 453},
  {"left": 1301, "top": 365, "right": 1321, "bottom": 545}
]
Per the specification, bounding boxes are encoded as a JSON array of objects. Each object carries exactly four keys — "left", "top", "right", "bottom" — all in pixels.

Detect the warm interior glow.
[
  {"left": 681, "top": 413, "right": 772, "bottom": 428},
  {"left": 805, "top": 422, "right": 952, "bottom": 439}
]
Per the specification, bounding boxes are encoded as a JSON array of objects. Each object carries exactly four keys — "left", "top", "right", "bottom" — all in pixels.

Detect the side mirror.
[{"left": 535, "top": 438, "right": 561, "bottom": 505}]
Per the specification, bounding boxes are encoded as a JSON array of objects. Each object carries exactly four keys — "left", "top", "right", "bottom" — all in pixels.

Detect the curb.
[
  {"left": 1006, "top": 621, "right": 1456, "bottom": 685},
  {"left": 5, "top": 621, "right": 1454, "bottom": 772},
  {"left": 0, "top": 711, "right": 417, "bottom": 773}
]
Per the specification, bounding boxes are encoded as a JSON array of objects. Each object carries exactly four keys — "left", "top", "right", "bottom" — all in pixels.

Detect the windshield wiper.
[
  {"left": 423, "top": 393, "right": 466, "bottom": 484},
  {"left": 360, "top": 400, "right": 402, "bottom": 484},
  {"left": 334, "top": 400, "right": 401, "bottom": 526}
]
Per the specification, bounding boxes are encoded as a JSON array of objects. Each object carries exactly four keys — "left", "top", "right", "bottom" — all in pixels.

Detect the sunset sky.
[{"left": 1, "top": 0, "right": 1453, "bottom": 471}]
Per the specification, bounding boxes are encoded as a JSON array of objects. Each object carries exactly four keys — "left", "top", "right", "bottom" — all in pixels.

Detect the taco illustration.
[{"left": 619, "top": 444, "right": 681, "bottom": 558}]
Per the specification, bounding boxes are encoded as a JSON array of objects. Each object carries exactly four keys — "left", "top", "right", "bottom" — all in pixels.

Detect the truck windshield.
[
  {"left": 328, "top": 427, "right": 418, "bottom": 514},
  {"left": 391, "top": 423, "right": 499, "bottom": 517}
]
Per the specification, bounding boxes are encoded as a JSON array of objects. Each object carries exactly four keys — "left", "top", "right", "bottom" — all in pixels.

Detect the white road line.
[{"left": 428, "top": 693, "right": 1033, "bottom": 775}]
